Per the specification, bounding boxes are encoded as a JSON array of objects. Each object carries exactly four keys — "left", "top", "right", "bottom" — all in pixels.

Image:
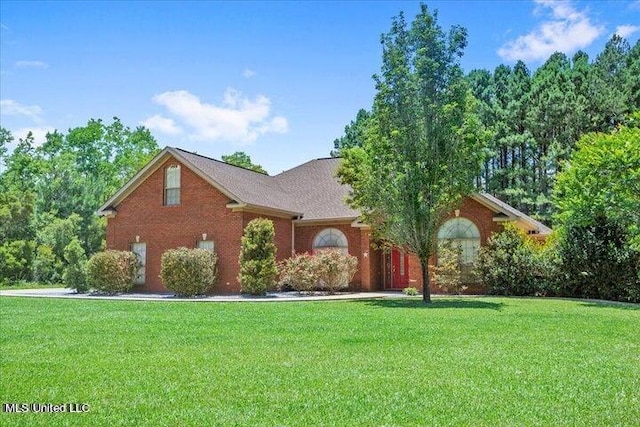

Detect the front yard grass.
[{"left": 1, "top": 296, "right": 638, "bottom": 426}]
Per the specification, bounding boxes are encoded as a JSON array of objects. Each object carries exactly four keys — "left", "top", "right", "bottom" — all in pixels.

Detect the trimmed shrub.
[
  {"left": 63, "top": 238, "right": 88, "bottom": 292},
  {"left": 279, "top": 253, "right": 319, "bottom": 293},
  {"left": 314, "top": 249, "right": 358, "bottom": 293},
  {"left": 475, "top": 224, "right": 557, "bottom": 296},
  {"left": 431, "top": 242, "right": 467, "bottom": 294},
  {"left": 87, "top": 250, "right": 138, "bottom": 294},
  {"left": 239, "top": 218, "right": 278, "bottom": 296},
  {"left": 402, "top": 286, "right": 419, "bottom": 296},
  {"left": 160, "top": 247, "right": 218, "bottom": 296},
  {"left": 557, "top": 216, "right": 639, "bottom": 302}
]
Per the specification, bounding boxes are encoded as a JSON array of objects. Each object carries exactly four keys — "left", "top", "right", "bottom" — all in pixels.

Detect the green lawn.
[{"left": 1, "top": 297, "right": 638, "bottom": 426}]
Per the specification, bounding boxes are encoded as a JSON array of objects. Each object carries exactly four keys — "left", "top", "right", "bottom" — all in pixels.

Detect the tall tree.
[
  {"left": 0, "top": 127, "right": 11, "bottom": 173},
  {"left": 338, "top": 5, "right": 485, "bottom": 303},
  {"left": 221, "top": 151, "right": 268, "bottom": 174},
  {"left": 590, "top": 35, "right": 633, "bottom": 131},
  {"left": 331, "top": 109, "right": 372, "bottom": 157}
]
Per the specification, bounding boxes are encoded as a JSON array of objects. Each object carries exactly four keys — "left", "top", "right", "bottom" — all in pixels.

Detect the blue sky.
[{"left": 1, "top": 0, "right": 638, "bottom": 174}]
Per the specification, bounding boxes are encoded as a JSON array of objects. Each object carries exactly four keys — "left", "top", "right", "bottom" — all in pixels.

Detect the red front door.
[{"left": 386, "top": 248, "right": 409, "bottom": 289}]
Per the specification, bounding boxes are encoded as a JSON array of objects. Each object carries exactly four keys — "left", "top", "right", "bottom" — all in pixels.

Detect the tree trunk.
[{"left": 421, "top": 256, "right": 432, "bottom": 304}]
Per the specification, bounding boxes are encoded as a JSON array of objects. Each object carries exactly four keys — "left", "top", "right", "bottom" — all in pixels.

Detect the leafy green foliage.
[
  {"left": 475, "top": 225, "right": 557, "bottom": 296},
  {"left": 239, "top": 218, "right": 278, "bottom": 295},
  {"left": 338, "top": 5, "right": 486, "bottom": 303},
  {"left": 557, "top": 217, "right": 639, "bottom": 303},
  {"left": 160, "top": 247, "right": 218, "bottom": 296},
  {"left": 62, "top": 238, "right": 88, "bottom": 292},
  {"left": 86, "top": 250, "right": 138, "bottom": 294},
  {"left": 554, "top": 119, "right": 640, "bottom": 249},
  {"left": 32, "top": 245, "right": 60, "bottom": 284},
  {"left": 221, "top": 151, "right": 268, "bottom": 174},
  {"left": 0, "top": 119, "right": 159, "bottom": 286},
  {"left": 0, "top": 240, "right": 36, "bottom": 284},
  {"left": 331, "top": 109, "right": 372, "bottom": 157}
]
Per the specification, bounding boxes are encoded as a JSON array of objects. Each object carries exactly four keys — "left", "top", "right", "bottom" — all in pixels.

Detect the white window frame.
[
  {"left": 197, "top": 240, "right": 215, "bottom": 252},
  {"left": 437, "top": 218, "right": 481, "bottom": 265},
  {"left": 164, "top": 165, "right": 181, "bottom": 206},
  {"left": 312, "top": 228, "right": 349, "bottom": 253}
]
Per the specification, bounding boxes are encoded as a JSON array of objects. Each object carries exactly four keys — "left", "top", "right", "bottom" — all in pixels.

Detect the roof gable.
[{"left": 98, "top": 146, "right": 550, "bottom": 235}]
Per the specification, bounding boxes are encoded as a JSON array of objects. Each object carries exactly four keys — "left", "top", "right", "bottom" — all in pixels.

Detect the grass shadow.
[
  {"left": 579, "top": 301, "right": 640, "bottom": 310},
  {"left": 361, "top": 298, "right": 505, "bottom": 311}
]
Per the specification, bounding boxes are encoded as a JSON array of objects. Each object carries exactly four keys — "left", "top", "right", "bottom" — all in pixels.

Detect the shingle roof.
[
  {"left": 474, "top": 192, "right": 552, "bottom": 235},
  {"left": 173, "top": 148, "right": 302, "bottom": 215},
  {"left": 98, "top": 146, "right": 551, "bottom": 235},
  {"left": 172, "top": 149, "right": 358, "bottom": 220},
  {"left": 273, "top": 157, "right": 360, "bottom": 221}
]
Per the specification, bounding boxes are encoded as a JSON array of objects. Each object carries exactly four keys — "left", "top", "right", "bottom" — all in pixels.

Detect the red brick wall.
[
  {"left": 107, "top": 157, "right": 249, "bottom": 293},
  {"left": 294, "top": 223, "right": 364, "bottom": 289}
]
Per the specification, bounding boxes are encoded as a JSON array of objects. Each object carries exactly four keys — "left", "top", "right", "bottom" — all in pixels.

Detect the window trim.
[
  {"left": 312, "top": 228, "right": 349, "bottom": 253},
  {"left": 437, "top": 217, "right": 481, "bottom": 266},
  {"left": 164, "top": 164, "right": 181, "bottom": 206}
]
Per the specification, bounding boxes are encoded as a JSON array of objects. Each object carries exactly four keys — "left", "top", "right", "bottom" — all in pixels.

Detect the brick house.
[{"left": 98, "top": 147, "right": 551, "bottom": 294}]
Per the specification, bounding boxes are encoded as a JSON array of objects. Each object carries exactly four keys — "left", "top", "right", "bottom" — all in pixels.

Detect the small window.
[
  {"left": 164, "top": 165, "right": 180, "bottom": 206},
  {"left": 313, "top": 228, "right": 348, "bottom": 253},
  {"left": 197, "top": 240, "right": 215, "bottom": 252}
]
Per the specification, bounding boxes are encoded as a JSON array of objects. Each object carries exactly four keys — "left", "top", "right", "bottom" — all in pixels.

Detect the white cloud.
[
  {"left": 141, "top": 114, "right": 183, "bottom": 136},
  {"left": 498, "top": 0, "right": 604, "bottom": 62},
  {"left": 15, "top": 60, "right": 49, "bottom": 69},
  {"left": 242, "top": 68, "right": 256, "bottom": 78},
  {"left": 0, "top": 99, "right": 43, "bottom": 121},
  {"left": 150, "top": 88, "right": 288, "bottom": 144},
  {"left": 13, "top": 127, "right": 55, "bottom": 147},
  {"left": 615, "top": 24, "right": 640, "bottom": 39}
]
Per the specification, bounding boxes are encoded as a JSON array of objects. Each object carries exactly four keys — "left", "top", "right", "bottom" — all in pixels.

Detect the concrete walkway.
[{"left": 0, "top": 287, "right": 420, "bottom": 302}]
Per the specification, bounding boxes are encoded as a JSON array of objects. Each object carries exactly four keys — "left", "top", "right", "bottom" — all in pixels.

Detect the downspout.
[{"left": 291, "top": 216, "right": 302, "bottom": 255}]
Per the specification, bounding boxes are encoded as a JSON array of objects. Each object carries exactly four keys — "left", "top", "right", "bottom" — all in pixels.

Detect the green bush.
[
  {"left": 279, "top": 253, "right": 319, "bottom": 293},
  {"left": 0, "top": 240, "right": 35, "bottom": 284},
  {"left": 475, "top": 225, "right": 557, "bottom": 296},
  {"left": 32, "top": 244, "right": 62, "bottom": 284},
  {"left": 87, "top": 250, "right": 138, "bottom": 294},
  {"left": 160, "top": 247, "right": 218, "bottom": 296},
  {"left": 557, "top": 216, "right": 639, "bottom": 303},
  {"left": 314, "top": 249, "right": 358, "bottom": 294},
  {"left": 63, "top": 238, "right": 88, "bottom": 292},
  {"left": 239, "top": 218, "right": 278, "bottom": 296}
]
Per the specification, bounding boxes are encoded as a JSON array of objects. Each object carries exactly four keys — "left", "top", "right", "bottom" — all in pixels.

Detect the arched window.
[
  {"left": 437, "top": 218, "right": 480, "bottom": 265},
  {"left": 313, "top": 228, "right": 348, "bottom": 253}
]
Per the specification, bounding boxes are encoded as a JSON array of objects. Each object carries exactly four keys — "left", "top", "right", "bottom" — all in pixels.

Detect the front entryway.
[{"left": 384, "top": 249, "right": 409, "bottom": 289}]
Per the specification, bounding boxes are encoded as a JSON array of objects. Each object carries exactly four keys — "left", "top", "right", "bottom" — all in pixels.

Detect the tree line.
[
  {"left": 334, "top": 34, "right": 639, "bottom": 224},
  {"left": 0, "top": 118, "right": 160, "bottom": 284}
]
